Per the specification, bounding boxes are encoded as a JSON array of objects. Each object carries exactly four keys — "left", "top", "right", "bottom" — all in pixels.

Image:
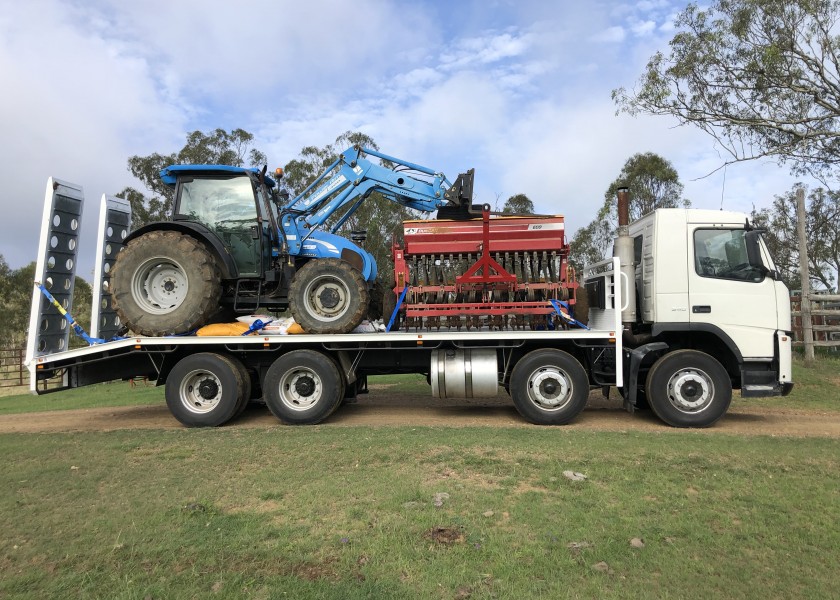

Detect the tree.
[
  {"left": 282, "top": 131, "right": 420, "bottom": 284},
  {"left": 751, "top": 184, "right": 840, "bottom": 291},
  {"left": 118, "top": 128, "right": 267, "bottom": 229},
  {"left": 613, "top": 0, "right": 840, "bottom": 183},
  {"left": 0, "top": 258, "right": 93, "bottom": 349},
  {"left": 501, "top": 193, "right": 535, "bottom": 214},
  {"left": 569, "top": 153, "right": 688, "bottom": 271}
]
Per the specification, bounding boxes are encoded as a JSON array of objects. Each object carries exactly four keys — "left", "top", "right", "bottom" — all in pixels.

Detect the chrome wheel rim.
[
  {"left": 178, "top": 369, "right": 223, "bottom": 414},
  {"left": 526, "top": 366, "right": 572, "bottom": 411},
  {"left": 277, "top": 367, "right": 323, "bottom": 411},
  {"left": 665, "top": 368, "right": 714, "bottom": 413}
]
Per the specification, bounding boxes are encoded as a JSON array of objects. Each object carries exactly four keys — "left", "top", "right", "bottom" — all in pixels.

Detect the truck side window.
[{"left": 694, "top": 229, "right": 764, "bottom": 282}]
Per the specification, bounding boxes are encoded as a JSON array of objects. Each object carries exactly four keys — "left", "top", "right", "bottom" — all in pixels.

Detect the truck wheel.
[
  {"left": 229, "top": 356, "right": 252, "bottom": 417},
  {"left": 509, "top": 349, "right": 589, "bottom": 425},
  {"left": 289, "top": 259, "right": 368, "bottom": 334},
  {"left": 165, "top": 353, "right": 245, "bottom": 427},
  {"left": 645, "top": 350, "right": 732, "bottom": 428},
  {"left": 263, "top": 349, "right": 344, "bottom": 425},
  {"left": 111, "top": 230, "right": 221, "bottom": 336}
]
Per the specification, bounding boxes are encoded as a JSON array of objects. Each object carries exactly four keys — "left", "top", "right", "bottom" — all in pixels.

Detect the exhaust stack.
[{"left": 614, "top": 187, "right": 637, "bottom": 325}]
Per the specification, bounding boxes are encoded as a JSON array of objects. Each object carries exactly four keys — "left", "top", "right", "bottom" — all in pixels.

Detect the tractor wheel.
[
  {"left": 289, "top": 259, "right": 368, "bottom": 334},
  {"left": 573, "top": 283, "right": 589, "bottom": 326},
  {"left": 111, "top": 231, "right": 222, "bottom": 336}
]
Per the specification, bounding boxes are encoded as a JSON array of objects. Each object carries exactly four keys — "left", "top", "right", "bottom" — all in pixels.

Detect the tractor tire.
[
  {"left": 289, "top": 258, "right": 368, "bottom": 334},
  {"left": 381, "top": 280, "right": 400, "bottom": 331},
  {"left": 111, "top": 231, "right": 222, "bottom": 336},
  {"left": 573, "top": 283, "right": 589, "bottom": 326}
]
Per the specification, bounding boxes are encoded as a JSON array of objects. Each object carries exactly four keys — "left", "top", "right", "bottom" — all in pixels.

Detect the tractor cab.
[{"left": 160, "top": 165, "right": 279, "bottom": 279}]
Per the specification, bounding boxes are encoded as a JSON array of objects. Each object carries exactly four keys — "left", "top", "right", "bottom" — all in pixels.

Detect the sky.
[{"left": 0, "top": 0, "right": 809, "bottom": 278}]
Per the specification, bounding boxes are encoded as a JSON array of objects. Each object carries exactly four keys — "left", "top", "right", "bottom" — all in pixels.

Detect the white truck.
[{"left": 25, "top": 180, "right": 793, "bottom": 428}]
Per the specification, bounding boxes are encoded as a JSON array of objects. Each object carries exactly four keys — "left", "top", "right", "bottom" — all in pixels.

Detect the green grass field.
[
  {"left": 1, "top": 357, "right": 838, "bottom": 597},
  {"left": 1, "top": 428, "right": 839, "bottom": 599}
]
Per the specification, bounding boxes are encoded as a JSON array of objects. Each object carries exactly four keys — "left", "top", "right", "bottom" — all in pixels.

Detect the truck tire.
[
  {"left": 230, "top": 356, "right": 252, "bottom": 417},
  {"left": 165, "top": 353, "right": 245, "bottom": 427},
  {"left": 509, "top": 349, "right": 589, "bottom": 425},
  {"left": 263, "top": 349, "right": 344, "bottom": 425},
  {"left": 645, "top": 350, "right": 732, "bottom": 428},
  {"left": 289, "top": 259, "right": 368, "bottom": 334},
  {"left": 111, "top": 231, "right": 221, "bottom": 336}
]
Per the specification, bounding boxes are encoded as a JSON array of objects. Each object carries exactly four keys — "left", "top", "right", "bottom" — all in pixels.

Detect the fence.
[
  {"left": 0, "top": 347, "right": 62, "bottom": 391},
  {"left": 790, "top": 293, "right": 840, "bottom": 351}
]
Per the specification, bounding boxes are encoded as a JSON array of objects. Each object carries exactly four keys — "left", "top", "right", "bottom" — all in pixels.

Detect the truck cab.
[{"left": 629, "top": 209, "right": 793, "bottom": 398}]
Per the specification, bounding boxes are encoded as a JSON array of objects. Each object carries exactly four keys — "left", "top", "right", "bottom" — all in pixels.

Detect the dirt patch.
[
  {"left": 0, "top": 391, "right": 838, "bottom": 437},
  {"left": 423, "top": 526, "right": 465, "bottom": 545}
]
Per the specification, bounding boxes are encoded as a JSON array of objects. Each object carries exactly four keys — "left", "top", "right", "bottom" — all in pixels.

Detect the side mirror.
[
  {"left": 744, "top": 230, "right": 772, "bottom": 278},
  {"left": 744, "top": 230, "right": 764, "bottom": 268}
]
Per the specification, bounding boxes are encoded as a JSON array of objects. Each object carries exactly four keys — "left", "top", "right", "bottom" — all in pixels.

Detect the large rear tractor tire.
[
  {"left": 111, "top": 231, "right": 222, "bottom": 336},
  {"left": 289, "top": 259, "right": 369, "bottom": 334}
]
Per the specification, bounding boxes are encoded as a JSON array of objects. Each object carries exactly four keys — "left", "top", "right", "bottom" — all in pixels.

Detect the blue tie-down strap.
[
  {"left": 386, "top": 286, "right": 409, "bottom": 332},
  {"left": 35, "top": 281, "right": 124, "bottom": 345},
  {"left": 550, "top": 299, "right": 590, "bottom": 330},
  {"left": 242, "top": 319, "right": 274, "bottom": 335}
]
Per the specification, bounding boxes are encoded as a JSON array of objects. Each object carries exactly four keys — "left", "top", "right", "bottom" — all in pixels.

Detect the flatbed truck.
[{"left": 24, "top": 178, "right": 793, "bottom": 428}]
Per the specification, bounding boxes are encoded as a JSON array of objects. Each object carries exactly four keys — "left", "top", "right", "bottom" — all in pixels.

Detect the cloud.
[
  {"left": 631, "top": 20, "right": 657, "bottom": 36},
  {"left": 591, "top": 26, "right": 626, "bottom": 43},
  {"left": 0, "top": 0, "right": 802, "bottom": 284}
]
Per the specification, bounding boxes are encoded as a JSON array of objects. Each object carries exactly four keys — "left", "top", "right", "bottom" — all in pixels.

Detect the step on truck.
[{"left": 25, "top": 171, "right": 793, "bottom": 428}]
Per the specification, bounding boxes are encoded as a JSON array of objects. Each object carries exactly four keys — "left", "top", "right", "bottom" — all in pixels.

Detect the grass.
[
  {"left": 738, "top": 355, "right": 840, "bottom": 411},
  {"left": 0, "top": 382, "right": 164, "bottom": 415},
  {"left": 0, "top": 428, "right": 838, "bottom": 598}
]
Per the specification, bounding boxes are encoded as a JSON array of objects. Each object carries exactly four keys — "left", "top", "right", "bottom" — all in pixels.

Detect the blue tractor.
[{"left": 109, "top": 146, "right": 474, "bottom": 335}]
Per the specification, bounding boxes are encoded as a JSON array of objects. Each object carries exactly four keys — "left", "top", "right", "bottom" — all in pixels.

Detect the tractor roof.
[{"left": 159, "top": 164, "right": 276, "bottom": 187}]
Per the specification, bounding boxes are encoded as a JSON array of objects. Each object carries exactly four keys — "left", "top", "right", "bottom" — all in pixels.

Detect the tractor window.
[
  {"left": 694, "top": 229, "right": 764, "bottom": 282},
  {"left": 178, "top": 176, "right": 261, "bottom": 276},
  {"left": 178, "top": 176, "right": 257, "bottom": 231}
]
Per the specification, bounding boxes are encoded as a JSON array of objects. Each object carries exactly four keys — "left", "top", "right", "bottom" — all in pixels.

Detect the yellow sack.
[
  {"left": 287, "top": 323, "right": 305, "bottom": 335},
  {"left": 196, "top": 322, "right": 252, "bottom": 336}
]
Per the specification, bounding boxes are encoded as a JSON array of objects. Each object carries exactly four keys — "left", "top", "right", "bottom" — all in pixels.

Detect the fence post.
[{"left": 796, "top": 188, "right": 815, "bottom": 366}]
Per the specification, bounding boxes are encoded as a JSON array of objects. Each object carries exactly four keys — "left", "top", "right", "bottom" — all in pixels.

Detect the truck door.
[{"left": 688, "top": 226, "right": 778, "bottom": 358}]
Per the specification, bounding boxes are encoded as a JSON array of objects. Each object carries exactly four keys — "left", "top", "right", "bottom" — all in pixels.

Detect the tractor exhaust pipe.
[{"left": 614, "top": 187, "right": 638, "bottom": 328}]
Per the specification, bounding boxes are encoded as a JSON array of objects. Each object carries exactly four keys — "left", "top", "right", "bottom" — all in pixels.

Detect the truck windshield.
[
  {"left": 178, "top": 176, "right": 257, "bottom": 230},
  {"left": 694, "top": 228, "right": 765, "bottom": 282}
]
